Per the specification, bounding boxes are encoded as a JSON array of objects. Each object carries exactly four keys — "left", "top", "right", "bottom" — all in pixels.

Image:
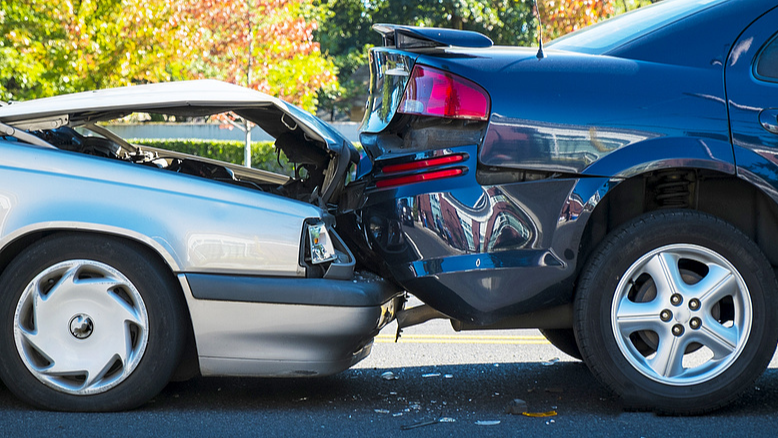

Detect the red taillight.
[
  {"left": 375, "top": 168, "right": 464, "bottom": 189},
  {"left": 376, "top": 153, "right": 467, "bottom": 189},
  {"left": 381, "top": 154, "right": 465, "bottom": 174},
  {"left": 398, "top": 65, "right": 490, "bottom": 121}
]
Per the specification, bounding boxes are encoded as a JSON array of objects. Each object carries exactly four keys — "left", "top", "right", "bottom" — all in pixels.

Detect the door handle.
[{"left": 760, "top": 108, "right": 778, "bottom": 134}]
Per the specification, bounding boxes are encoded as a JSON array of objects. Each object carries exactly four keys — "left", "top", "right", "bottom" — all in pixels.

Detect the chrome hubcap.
[
  {"left": 14, "top": 260, "right": 149, "bottom": 395},
  {"left": 611, "top": 244, "right": 752, "bottom": 386}
]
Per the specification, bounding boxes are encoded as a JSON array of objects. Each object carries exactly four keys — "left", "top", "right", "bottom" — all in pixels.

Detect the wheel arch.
[
  {"left": 576, "top": 167, "right": 778, "bottom": 288},
  {"left": 0, "top": 223, "right": 182, "bottom": 273}
]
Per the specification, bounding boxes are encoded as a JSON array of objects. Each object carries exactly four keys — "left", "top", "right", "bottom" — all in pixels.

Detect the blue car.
[{"left": 340, "top": 0, "right": 778, "bottom": 414}]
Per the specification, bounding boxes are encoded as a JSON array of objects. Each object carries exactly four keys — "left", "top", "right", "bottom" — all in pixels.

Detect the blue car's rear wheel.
[{"left": 574, "top": 210, "right": 778, "bottom": 414}]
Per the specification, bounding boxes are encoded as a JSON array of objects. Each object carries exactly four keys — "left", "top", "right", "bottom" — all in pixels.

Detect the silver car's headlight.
[{"left": 307, "top": 222, "right": 337, "bottom": 264}]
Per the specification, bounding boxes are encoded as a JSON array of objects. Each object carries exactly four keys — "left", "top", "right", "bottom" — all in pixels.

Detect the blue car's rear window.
[{"left": 547, "top": 0, "right": 728, "bottom": 55}]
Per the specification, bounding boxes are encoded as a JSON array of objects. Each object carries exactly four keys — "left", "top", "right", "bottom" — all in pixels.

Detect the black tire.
[
  {"left": 574, "top": 210, "right": 778, "bottom": 414},
  {"left": 540, "top": 329, "right": 582, "bottom": 360},
  {"left": 0, "top": 233, "right": 186, "bottom": 411}
]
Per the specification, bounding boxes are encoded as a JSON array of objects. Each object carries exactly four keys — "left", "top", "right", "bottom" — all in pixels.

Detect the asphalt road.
[{"left": 2, "top": 316, "right": 778, "bottom": 437}]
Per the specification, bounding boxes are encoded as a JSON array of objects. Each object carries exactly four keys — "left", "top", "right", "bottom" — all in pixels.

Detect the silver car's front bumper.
[{"left": 178, "top": 272, "right": 403, "bottom": 377}]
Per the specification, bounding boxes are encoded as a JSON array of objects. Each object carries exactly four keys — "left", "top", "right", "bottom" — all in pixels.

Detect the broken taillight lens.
[{"left": 398, "top": 65, "right": 490, "bottom": 121}]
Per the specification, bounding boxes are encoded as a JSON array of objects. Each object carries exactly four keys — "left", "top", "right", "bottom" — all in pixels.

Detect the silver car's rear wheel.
[
  {"left": 0, "top": 233, "right": 185, "bottom": 411},
  {"left": 14, "top": 260, "right": 149, "bottom": 395}
]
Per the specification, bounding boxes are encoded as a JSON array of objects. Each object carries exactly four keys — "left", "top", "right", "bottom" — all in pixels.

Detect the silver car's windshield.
[{"left": 547, "top": 0, "right": 727, "bottom": 55}]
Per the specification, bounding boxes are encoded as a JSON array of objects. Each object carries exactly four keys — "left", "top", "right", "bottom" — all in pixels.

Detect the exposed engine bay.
[
  {"left": 0, "top": 83, "right": 357, "bottom": 209},
  {"left": 28, "top": 118, "right": 336, "bottom": 206}
]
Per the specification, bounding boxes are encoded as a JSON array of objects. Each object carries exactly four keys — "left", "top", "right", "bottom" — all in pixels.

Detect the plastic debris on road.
[
  {"left": 400, "top": 417, "right": 456, "bottom": 430},
  {"left": 475, "top": 420, "right": 501, "bottom": 426},
  {"left": 505, "top": 398, "right": 529, "bottom": 415},
  {"left": 444, "top": 374, "right": 454, "bottom": 379},
  {"left": 542, "top": 357, "right": 560, "bottom": 366},
  {"left": 522, "top": 411, "right": 558, "bottom": 417},
  {"left": 422, "top": 373, "right": 441, "bottom": 378},
  {"left": 374, "top": 409, "right": 390, "bottom": 414},
  {"left": 381, "top": 371, "right": 399, "bottom": 380}
]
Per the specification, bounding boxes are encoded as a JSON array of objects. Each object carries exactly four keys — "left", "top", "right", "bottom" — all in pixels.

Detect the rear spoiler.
[{"left": 372, "top": 24, "right": 493, "bottom": 50}]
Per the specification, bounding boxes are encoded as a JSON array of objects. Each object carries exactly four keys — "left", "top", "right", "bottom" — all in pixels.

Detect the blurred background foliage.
[{"left": 0, "top": 0, "right": 655, "bottom": 113}]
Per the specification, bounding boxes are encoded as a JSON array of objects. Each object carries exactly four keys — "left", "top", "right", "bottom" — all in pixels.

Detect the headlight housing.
[
  {"left": 308, "top": 222, "right": 337, "bottom": 264},
  {"left": 300, "top": 219, "right": 356, "bottom": 280}
]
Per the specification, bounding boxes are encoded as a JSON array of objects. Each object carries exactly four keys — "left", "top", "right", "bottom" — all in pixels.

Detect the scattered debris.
[
  {"left": 401, "top": 417, "right": 455, "bottom": 430},
  {"left": 381, "top": 371, "right": 399, "bottom": 380},
  {"left": 393, "top": 413, "right": 403, "bottom": 417},
  {"left": 542, "top": 357, "right": 560, "bottom": 366},
  {"left": 444, "top": 374, "right": 454, "bottom": 379},
  {"left": 522, "top": 411, "right": 558, "bottom": 418},
  {"left": 475, "top": 420, "right": 501, "bottom": 426},
  {"left": 374, "top": 409, "right": 390, "bottom": 414},
  {"left": 422, "top": 373, "right": 441, "bottom": 378},
  {"left": 505, "top": 398, "right": 529, "bottom": 415}
]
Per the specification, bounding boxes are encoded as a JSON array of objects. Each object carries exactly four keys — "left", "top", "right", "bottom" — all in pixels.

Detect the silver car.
[{"left": 0, "top": 80, "right": 402, "bottom": 411}]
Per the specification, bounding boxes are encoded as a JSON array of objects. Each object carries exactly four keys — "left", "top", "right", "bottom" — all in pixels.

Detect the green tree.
[
  {"left": 1, "top": 0, "right": 338, "bottom": 114},
  {"left": 0, "top": 0, "right": 71, "bottom": 100},
  {"left": 538, "top": 0, "right": 614, "bottom": 40},
  {"left": 0, "top": 0, "right": 190, "bottom": 101},
  {"left": 371, "top": 0, "right": 535, "bottom": 46},
  {"left": 314, "top": 0, "right": 376, "bottom": 119},
  {"left": 183, "top": 0, "right": 338, "bottom": 165},
  {"left": 185, "top": 0, "right": 337, "bottom": 113},
  {"left": 316, "top": 0, "right": 537, "bottom": 120}
]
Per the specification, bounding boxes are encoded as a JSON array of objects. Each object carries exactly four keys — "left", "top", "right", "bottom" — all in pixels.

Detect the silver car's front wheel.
[
  {"left": 574, "top": 211, "right": 778, "bottom": 414},
  {"left": 14, "top": 260, "right": 149, "bottom": 395},
  {"left": 0, "top": 234, "right": 185, "bottom": 411}
]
